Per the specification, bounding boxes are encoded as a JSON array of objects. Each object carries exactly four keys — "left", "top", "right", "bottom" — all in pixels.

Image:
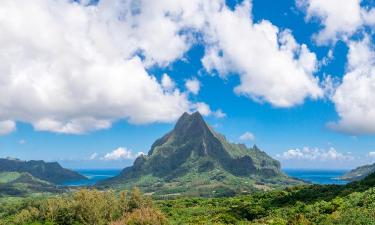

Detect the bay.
[{"left": 63, "top": 168, "right": 349, "bottom": 187}]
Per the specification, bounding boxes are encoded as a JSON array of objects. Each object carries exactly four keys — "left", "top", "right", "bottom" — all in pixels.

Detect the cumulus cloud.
[
  {"left": 368, "top": 152, "right": 375, "bottom": 158},
  {"left": 297, "top": 0, "right": 362, "bottom": 44},
  {"left": 202, "top": 2, "right": 322, "bottom": 107},
  {"left": 297, "top": 0, "right": 375, "bottom": 45},
  {"left": 0, "top": 0, "right": 325, "bottom": 134},
  {"left": 185, "top": 78, "right": 201, "bottom": 95},
  {"left": 239, "top": 132, "right": 255, "bottom": 141},
  {"left": 277, "top": 147, "right": 354, "bottom": 161},
  {"left": 0, "top": 120, "right": 16, "bottom": 136},
  {"left": 101, "top": 147, "right": 144, "bottom": 161},
  {"left": 329, "top": 37, "right": 375, "bottom": 134},
  {"left": 0, "top": 0, "right": 210, "bottom": 134}
]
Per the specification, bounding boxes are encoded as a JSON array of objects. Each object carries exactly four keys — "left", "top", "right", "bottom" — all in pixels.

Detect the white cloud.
[
  {"left": 89, "top": 152, "right": 98, "bottom": 160},
  {"left": 0, "top": 0, "right": 207, "bottom": 134},
  {"left": 297, "top": 0, "right": 375, "bottom": 45},
  {"left": 213, "top": 109, "right": 226, "bottom": 118},
  {"left": 193, "top": 102, "right": 211, "bottom": 116},
  {"left": 161, "top": 74, "right": 176, "bottom": 91},
  {"left": 329, "top": 37, "right": 375, "bottom": 134},
  {"left": 368, "top": 152, "right": 375, "bottom": 158},
  {"left": 102, "top": 147, "right": 144, "bottom": 161},
  {"left": 297, "top": 0, "right": 362, "bottom": 44},
  {"left": 0, "top": 0, "right": 325, "bottom": 135},
  {"left": 0, "top": 120, "right": 16, "bottom": 136},
  {"left": 362, "top": 8, "right": 375, "bottom": 27},
  {"left": 202, "top": 1, "right": 322, "bottom": 107},
  {"left": 185, "top": 78, "right": 201, "bottom": 95},
  {"left": 277, "top": 147, "right": 354, "bottom": 161},
  {"left": 239, "top": 131, "right": 255, "bottom": 141},
  {"left": 19, "top": 139, "right": 26, "bottom": 145},
  {"left": 192, "top": 103, "right": 226, "bottom": 119}
]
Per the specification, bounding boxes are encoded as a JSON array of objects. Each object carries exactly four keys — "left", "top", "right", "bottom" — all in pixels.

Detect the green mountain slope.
[
  {"left": 157, "top": 171, "right": 375, "bottom": 224},
  {"left": 0, "top": 158, "right": 86, "bottom": 184},
  {"left": 99, "top": 112, "right": 303, "bottom": 197},
  {"left": 340, "top": 163, "right": 375, "bottom": 182},
  {"left": 0, "top": 172, "right": 61, "bottom": 197}
]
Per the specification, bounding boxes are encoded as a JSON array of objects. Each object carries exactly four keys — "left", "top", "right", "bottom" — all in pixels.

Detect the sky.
[{"left": 1, "top": 0, "right": 375, "bottom": 169}]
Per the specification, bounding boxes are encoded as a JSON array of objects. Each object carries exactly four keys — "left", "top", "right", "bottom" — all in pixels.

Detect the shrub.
[
  {"left": 111, "top": 207, "right": 168, "bottom": 225},
  {"left": 13, "top": 209, "right": 33, "bottom": 225}
]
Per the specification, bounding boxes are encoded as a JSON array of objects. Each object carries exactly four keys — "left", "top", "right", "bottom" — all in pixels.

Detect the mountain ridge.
[
  {"left": 0, "top": 158, "right": 87, "bottom": 184},
  {"left": 0, "top": 171, "right": 62, "bottom": 196},
  {"left": 340, "top": 163, "right": 375, "bottom": 182}
]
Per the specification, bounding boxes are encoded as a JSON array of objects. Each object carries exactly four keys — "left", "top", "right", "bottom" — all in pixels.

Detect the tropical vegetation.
[{"left": 1, "top": 172, "right": 375, "bottom": 224}]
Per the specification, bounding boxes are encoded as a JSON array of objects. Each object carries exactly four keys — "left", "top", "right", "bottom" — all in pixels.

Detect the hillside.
[
  {"left": 157, "top": 171, "right": 375, "bottom": 224},
  {"left": 0, "top": 172, "right": 61, "bottom": 197},
  {"left": 340, "top": 163, "right": 375, "bottom": 182},
  {"left": 0, "top": 158, "right": 86, "bottom": 184},
  {"left": 99, "top": 112, "right": 303, "bottom": 196}
]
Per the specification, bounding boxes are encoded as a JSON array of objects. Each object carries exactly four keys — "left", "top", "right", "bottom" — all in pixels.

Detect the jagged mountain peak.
[
  {"left": 99, "top": 112, "right": 302, "bottom": 196},
  {"left": 174, "top": 111, "right": 208, "bottom": 134}
]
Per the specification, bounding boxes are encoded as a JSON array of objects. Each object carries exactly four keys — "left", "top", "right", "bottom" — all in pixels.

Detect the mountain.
[
  {"left": 0, "top": 158, "right": 87, "bottom": 184},
  {"left": 340, "top": 163, "right": 375, "bottom": 182},
  {"left": 0, "top": 172, "right": 61, "bottom": 197},
  {"left": 99, "top": 112, "right": 303, "bottom": 197}
]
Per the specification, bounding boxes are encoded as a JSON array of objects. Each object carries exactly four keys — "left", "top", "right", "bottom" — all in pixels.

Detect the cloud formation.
[
  {"left": 277, "top": 147, "right": 354, "bottom": 161},
  {"left": 239, "top": 131, "right": 255, "bottom": 141},
  {"left": 297, "top": 0, "right": 375, "bottom": 44},
  {"left": 185, "top": 78, "right": 201, "bottom": 95},
  {"left": 329, "top": 37, "right": 375, "bottom": 134},
  {"left": 297, "top": 0, "right": 362, "bottom": 44},
  {"left": 0, "top": 120, "right": 16, "bottom": 136},
  {"left": 202, "top": 2, "right": 322, "bottom": 107},
  {"left": 101, "top": 147, "right": 144, "bottom": 161},
  {"left": 89, "top": 153, "right": 98, "bottom": 160},
  {"left": 0, "top": 0, "right": 209, "bottom": 134},
  {"left": 0, "top": 0, "right": 324, "bottom": 134}
]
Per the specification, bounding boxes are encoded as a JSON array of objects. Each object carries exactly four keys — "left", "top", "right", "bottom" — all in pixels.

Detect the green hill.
[
  {"left": 340, "top": 163, "right": 375, "bottom": 182},
  {"left": 99, "top": 112, "right": 303, "bottom": 197},
  {"left": 0, "top": 158, "right": 86, "bottom": 184},
  {"left": 0, "top": 172, "right": 61, "bottom": 197}
]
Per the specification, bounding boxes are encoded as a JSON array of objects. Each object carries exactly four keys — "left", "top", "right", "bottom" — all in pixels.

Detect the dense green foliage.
[
  {"left": 0, "top": 188, "right": 167, "bottom": 225},
  {"left": 100, "top": 112, "right": 303, "bottom": 197},
  {"left": 1, "top": 173, "right": 375, "bottom": 224},
  {"left": 157, "top": 174, "right": 375, "bottom": 224},
  {"left": 0, "top": 158, "right": 86, "bottom": 184}
]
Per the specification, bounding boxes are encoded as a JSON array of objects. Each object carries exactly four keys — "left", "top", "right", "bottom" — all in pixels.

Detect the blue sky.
[{"left": 1, "top": 0, "right": 375, "bottom": 169}]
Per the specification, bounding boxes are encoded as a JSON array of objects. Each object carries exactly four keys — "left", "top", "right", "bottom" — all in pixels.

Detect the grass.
[{"left": 0, "top": 172, "right": 22, "bottom": 184}]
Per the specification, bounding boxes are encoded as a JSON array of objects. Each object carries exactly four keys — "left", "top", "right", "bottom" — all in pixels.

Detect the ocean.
[
  {"left": 283, "top": 169, "right": 348, "bottom": 185},
  {"left": 63, "top": 168, "right": 349, "bottom": 187},
  {"left": 62, "top": 169, "right": 121, "bottom": 186}
]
